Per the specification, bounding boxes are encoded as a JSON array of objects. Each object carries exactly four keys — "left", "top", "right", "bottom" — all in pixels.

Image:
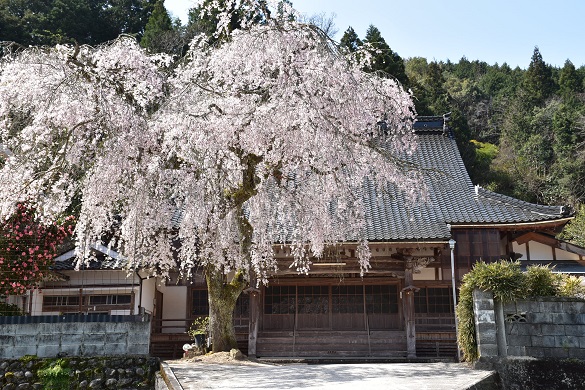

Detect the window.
[
  {"left": 191, "top": 289, "right": 209, "bottom": 316},
  {"left": 297, "top": 286, "right": 328, "bottom": 314},
  {"left": 264, "top": 286, "right": 296, "bottom": 314},
  {"left": 365, "top": 285, "right": 399, "bottom": 314},
  {"left": 43, "top": 296, "right": 80, "bottom": 307},
  {"left": 88, "top": 295, "right": 132, "bottom": 306},
  {"left": 332, "top": 285, "right": 363, "bottom": 313},
  {"left": 42, "top": 294, "right": 132, "bottom": 312},
  {"left": 415, "top": 287, "right": 453, "bottom": 314}
]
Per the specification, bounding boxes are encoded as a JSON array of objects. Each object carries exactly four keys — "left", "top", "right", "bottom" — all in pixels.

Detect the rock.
[
  {"left": 118, "top": 377, "right": 133, "bottom": 387},
  {"left": 125, "top": 369, "right": 134, "bottom": 376},
  {"left": 16, "top": 383, "right": 30, "bottom": 390},
  {"left": 79, "top": 380, "right": 88, "bottom": 388},
  {"left": 229, "top": 349, "right": 244, "bottom": 360},
  {"left": 135, "top": 367, "right": 145, "bottom": 377},
  {"left": 23, "top": 372, "right": 33, "bottom": 380},
  {"left": 31, "top": 384, "right": 43, "bottom": 390},
  {"left": 105, "top": 378, "right": 117, "bottom": 388},
  {"left": 89, "top": 378, "right": 103, "bottom": 388},
  {"left": 3, "top": 383, "right": 16, "bottom": 390},
  {"left": 0, "top": 363, "right": 8, "bottom": 371}
]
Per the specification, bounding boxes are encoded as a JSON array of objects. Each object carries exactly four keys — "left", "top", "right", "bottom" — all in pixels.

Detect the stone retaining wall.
[
  {"left": 473, "top": 290, "right": 585, "bottom": 360},
  {"left": 0, "top": 356, "right": 159, "bottom": 389},
  {"left": 0, "top": 317, "right": 150, "bottom": 359}
]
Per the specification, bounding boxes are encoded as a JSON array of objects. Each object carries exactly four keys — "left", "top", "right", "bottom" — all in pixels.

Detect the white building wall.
[
  {"left": 159, "top": 284, "right": 188, "bottom": 333},
  {"left": 555, "top": 248, "right": 581, "bottom": 261},
  {"left": 413, "top": 267, "right": 437, "bottom": 280},
  {"left": 513, "top": 240, "right": 581, "bottom": 262},
  {"left": 139, "top": 277, "right": 157, "bottom": 314},
  {"left": 512, "top": 242, "right": 528, "bottom": 260},
  {"left": 529, "top": 241, "right": 555, "bottom": 260}
]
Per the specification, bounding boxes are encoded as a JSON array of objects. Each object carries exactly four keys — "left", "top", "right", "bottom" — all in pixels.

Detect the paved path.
[{"left": 165, "top": 361, "right": 496, "bottom": 390}]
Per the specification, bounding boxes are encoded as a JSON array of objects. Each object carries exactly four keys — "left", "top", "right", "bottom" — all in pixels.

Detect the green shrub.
[
  {"left": 457, "top": 260, "right": 585, "bottom": 362},
  {"left": 0, "top": 301, "right": 23, "bottom": 316},
  {"left": 558, "top": 275, "right": 585, "bottom": 298},
  {"left": 456, "top": 260, "right": 526, "bottom": 361},
  {"left": 525, "top": 264, "right": 561, "bottom": 296},
  {"left": 38, "top": 358, "right": 71, "bottom": 389}
]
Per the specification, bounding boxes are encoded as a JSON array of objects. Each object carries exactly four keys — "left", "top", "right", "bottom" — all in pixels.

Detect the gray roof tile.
[{"left": 363, "top": 117, "right": 569, "bottom": 242}]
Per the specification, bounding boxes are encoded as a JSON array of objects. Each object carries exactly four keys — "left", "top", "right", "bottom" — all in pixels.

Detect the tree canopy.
[
  {"left": 0, "top": 0, "right": 156, "bottom": 46},
  {"left": 0, "top": 0, "right": 419, "bottom": 351}
]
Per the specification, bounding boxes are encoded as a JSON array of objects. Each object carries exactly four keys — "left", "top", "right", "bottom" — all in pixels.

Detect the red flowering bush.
[{"left": 0, "top": 204, "right": 74, "bottom": 296}]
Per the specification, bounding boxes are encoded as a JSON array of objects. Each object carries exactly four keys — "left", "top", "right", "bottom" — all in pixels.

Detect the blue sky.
[{"left": 165, "top": 0, "right": 585, "bottom": 69}]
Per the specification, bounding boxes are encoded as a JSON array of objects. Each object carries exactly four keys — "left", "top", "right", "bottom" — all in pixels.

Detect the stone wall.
[
  {"left": 503, "top": 297, "right": 585, "bottom": 359},
  {"left": 0, "top": 316, "right": 150, "bottom": 359},
  {"left": 0, "top": 356, "right": 159, "bottom": 389},
  {"left": 472, "top": 290, "right": 585, "bottom": 360}
]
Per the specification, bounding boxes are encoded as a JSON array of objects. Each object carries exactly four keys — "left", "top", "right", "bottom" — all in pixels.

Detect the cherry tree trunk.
[{"left": 206, "top": 267, "right": 246, "bottom": 352}]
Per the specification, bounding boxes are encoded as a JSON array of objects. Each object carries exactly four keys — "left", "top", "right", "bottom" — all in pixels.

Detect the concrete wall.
[
  {"left": 473, "top": 290, "right": 585, "bottom": 360},
  {"left": 0, "top": 317, "right": 151, "bottom": 359},
  {"left": 503, "top": 298, "right": 585, "bottom": 359}
]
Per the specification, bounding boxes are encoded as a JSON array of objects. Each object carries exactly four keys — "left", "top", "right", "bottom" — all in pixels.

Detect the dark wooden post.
[
  {"left": 246, "top": 286, "right": 261, "bottom": 358},
  {"left": 402, "top": 259, "right": 419, "bottom": 359}
]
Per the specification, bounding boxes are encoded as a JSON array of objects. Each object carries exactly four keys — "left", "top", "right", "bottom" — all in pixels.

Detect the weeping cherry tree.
[{"left": 0, "top": 0, "right": 422, "bottom": 352}]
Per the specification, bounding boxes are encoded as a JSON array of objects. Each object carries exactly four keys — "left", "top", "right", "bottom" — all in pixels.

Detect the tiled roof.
[
  {"left": 363, "top": 116, "right": 570, "bottom": 242},
  {"left": 51, "top": 249, "right": 128, "bottom": 271}
]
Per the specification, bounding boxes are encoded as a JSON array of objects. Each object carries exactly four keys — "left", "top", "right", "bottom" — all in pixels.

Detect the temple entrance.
[
  {"left": 259, "top": 281, "right": 405, "bottom": 357},
  {"left": 263, "top": 283, "right": 402, "bottom": 331}
]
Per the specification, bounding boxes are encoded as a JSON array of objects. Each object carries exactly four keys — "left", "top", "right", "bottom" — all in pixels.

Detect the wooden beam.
[
  {"left": 403, "top": 261, "right": 418, "bottom": 359},
  {"left": 246, "top": 274, "right": 260, "bottom": 358}
]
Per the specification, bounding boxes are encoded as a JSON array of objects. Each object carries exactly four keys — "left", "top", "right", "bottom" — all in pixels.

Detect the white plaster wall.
[
  {"left": 555, "top": 248, "right": 581, "bottom": 261},
  {"left": 512, "top": 242, "right": 528, "bottom": 260},
  {"left": 529, "top": 241, "right": 555, "bottom": 261},
  {"left": 413, "top": 267, "right": 436, "bottom": 280},
  {"left": 139, "top": 277, "right": 157, "bottom": 314},
  {"left": 159, "top": 284, "right": 188, "bottom": 333},
  {"left": 513, "top": 240, "right": 580, "bottom": 261}
]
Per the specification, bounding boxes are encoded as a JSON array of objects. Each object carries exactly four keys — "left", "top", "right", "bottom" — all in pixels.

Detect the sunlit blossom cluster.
[
  {"left": 0, "top": 203, "right": 74, "bottom": 296},
  {"left": 0, "top": 4, "right": 421, "bottom": 284}
]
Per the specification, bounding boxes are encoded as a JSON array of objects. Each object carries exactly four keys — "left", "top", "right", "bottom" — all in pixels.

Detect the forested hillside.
[
  {"left": 1, "top": 0, "right": 584, "bottom": 232},
  {"left": 340, "top": 26, "right": 585, "bottom": 210}
]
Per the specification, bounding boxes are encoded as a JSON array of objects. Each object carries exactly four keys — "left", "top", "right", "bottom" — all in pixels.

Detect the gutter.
[{"left": 449, "top": 217, "right": 574, "bottom": 229}]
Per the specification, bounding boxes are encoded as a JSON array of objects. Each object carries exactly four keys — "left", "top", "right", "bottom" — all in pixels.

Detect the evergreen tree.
[
  {"left": 362, "top": 25, "right": 408, "bottom": 86},
  {"left": 339, "top": 26, "right": 362, "bottom": 53},
  {"left": 140, "top": 0, "right": 175, "bottom": 53},
  {"left": 558, "top": 59, "right": 582, "bottom": 96},
  {"left": 0, "top": 0, "right": 156, "bottom": 46},
  {"left": 523, "top": 47, "right": 556, "bottom": 105}
]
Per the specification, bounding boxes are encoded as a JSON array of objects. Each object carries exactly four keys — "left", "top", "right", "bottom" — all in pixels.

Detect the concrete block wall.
[
  {"left": 472, "top": 289, "right": 499, "bottom": 358},
  {"left": 503, "top": 298, "right": 585, "bottom": 359},
  {"left": 0, "top": 320, "right": 150, "bottom": 359},
  {"left": 473, "top": 290, "right": 585, "bottom": 360}
]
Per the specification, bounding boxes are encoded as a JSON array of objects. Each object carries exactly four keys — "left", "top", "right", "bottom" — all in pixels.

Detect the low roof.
[
  {"left": 51, "top": 244, "right": 128, "bottom": 271},
  {"left": 363, "top": 116, "right": 570, "bottom": 242}
]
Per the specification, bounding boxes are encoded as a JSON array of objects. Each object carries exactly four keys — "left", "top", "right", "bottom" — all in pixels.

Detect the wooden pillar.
[
  {"left": 246, "top": 285, "right": 261, "bottom": 358},
  {"left": 402, "top": 259, "right": 419, "bottom": 359}
]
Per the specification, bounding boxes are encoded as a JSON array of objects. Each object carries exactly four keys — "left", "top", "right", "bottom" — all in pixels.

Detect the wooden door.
[
  {"left": 296, "top": 286, "right": 329, "bottom": 329},
  {"left": 331, "top": 285, "right": 366, "bottom": 330},
  {"left": 365, "top": 284, "right": 401, "bottom": 330}
]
